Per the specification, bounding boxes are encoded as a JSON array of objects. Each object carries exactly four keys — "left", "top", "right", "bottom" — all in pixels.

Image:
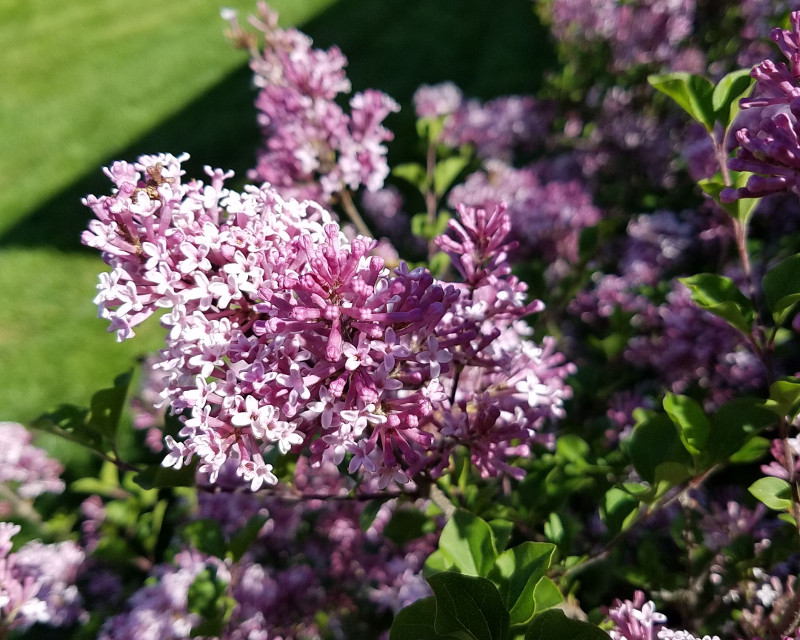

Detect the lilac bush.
[{"left": 10, "top": 1, "right": 800, "bottom": 639}]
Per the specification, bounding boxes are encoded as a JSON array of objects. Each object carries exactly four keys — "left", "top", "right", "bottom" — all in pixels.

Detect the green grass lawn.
[{"left": 0, "top": 0, "right": 554, "bottom": 423}]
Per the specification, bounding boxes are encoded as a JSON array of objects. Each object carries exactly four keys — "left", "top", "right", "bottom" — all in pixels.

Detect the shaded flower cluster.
[
  {"left": 100, "top": 458, "right": 436, "bottom": 639},
  {"left": 223, "top": 3, "right": 399, "bottom": 204},
  {"left": 82, "top": 153, "right": 573, "bottom": 490}
]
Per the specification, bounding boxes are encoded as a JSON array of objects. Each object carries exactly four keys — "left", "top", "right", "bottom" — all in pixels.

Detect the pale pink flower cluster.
[
  {"left": 0, "top": 522, "right": 85, "bottom": 633},
  {"left": 0, "top": 422, "right": 64, "bottom": 515},
  {"left": 82, "top": 153, "right": 573, "bottom": 490},
  {"left": 224, "top": 3, "right": 399, "bottom": 203}
]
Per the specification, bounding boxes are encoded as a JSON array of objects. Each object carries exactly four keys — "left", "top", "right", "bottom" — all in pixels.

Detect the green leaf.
[
  {"left": 663, "top": 393, "right": 710, "bottom": 457},
  {"left": 487, "top": 519, "right": 514, "bottom": 553},
  {"left": 532, "top": 577, "right": 563, "bottom": 615},
  {"left": 625, "top": 410, "right": 693, "bottom": 485},
  {"left": 705, "top": 398, "right": 776, "bottom": 465},
  {"left": 601, "top": 488, "right": 639, "bottom": 536},
  {"left": 88, "top": 370, "right": 132, "bottom": 440},
  {"left": 749, "top": 477, "right": 793, "bottom": 511},
  {"left": 424, "top": 549, "right": 454, "bottom": 576},
  {"left": 762, "top": 254, "right": 800, "bottom": 323},
  {"left": 648, "top": 72, "right": 715, "bottom": 130},
  {"left": 390, "top": 597, "right": 450, "bottom": 640},
  {"left": 183, "top": 520, "right": 227, "bottom": 559},
  {"left": 427, "top": 572, "right": 509, "bottom": 640},
  {"left": 525, "top": 609, "right": 610, "bottom": 640},
  {"left": 697, "top": 174, "right": 758, "bottom": 224},
  {"left": 438, "top": 511, "right": 497, "bottom": 577},
  {"left": 360, "top": 499, "right": 387, "bottom": 532},
  {"left": 488, "top": 542, "right": 557, "bottom": 626},
  {"left": 680, "top": 273, "right": 754, "bottom": 334},
  {"left": 712, "top": 69, "right": 754, "bottom": 125},
  {"left": 228, "top": 515, "right": 267, "bottom": 562},
  {"left": 556, "top": 435, "right": 590, "bottom": 467},
  {"left": 384, "top": 507, "right": 433, "bottom": 545},
  {"left": 729, "top": 436, "right": 771, "bottom": 464},
  {"left": 434, "top": 156, "right": 470, "bottom": 196},
  {"left": 133, "top": 460, "right": 197, "bottom": 490},
  {"left": 765, "top": 377, "right": 800, "bottom": 422},
  {"left": 393, "top": 162, "right": 427, "bottom": 189}
]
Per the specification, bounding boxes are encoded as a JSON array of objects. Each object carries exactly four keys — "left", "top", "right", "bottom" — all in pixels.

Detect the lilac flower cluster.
[
  {"left": 102, "top": 458, "right": 436, "bottom": 639},
  {"left": 448, "top": 160, "right": 601, "bottom": 267},
  {"left": 0, "top": 421, "right": 64, "bottom": 516},
  {"left": 82, "top": 152, "right": 573, "bottom": 490},
  {"left": 0, "top": 522, "right": 85, "bottom": 634},
  {"left": 413, "top": 82, "right": 553, "bottom": 161},
  {"left": 545, "top": 0, "right": 697, "bottom": 71},
  {"left": 724, "top": 11, "right": 800, "bottom": 202},
  {"left": 223, "top": 3, "right": 399, "bottom": 204}
]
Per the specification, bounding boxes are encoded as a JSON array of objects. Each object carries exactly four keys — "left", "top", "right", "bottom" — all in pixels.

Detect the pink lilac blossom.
[
  {"left": 0, "top": 422, "right": 64, "bottom": 515},
  {"left": 223, "top": 3, "right": 399, "bottom": 204},
  {"left": 82, "top": 153, "right": 572, "bottom": 490},
  {"left": 413, "top": 82, "right": 464, "bottom": 120},
  {"left": 723, "top": 11, "right": 800, "bottom": 202},
  {"left": 438, "top": 92, "right": 553, "bottom": 161},
  {"left": 105, "top": 459, "right": 436, "bottom": 639},
  {"left": 0, "top": 522, "right": 85, "bottom": 633},
  {"left": 625, "top": 280, "right": 765, "bottom": 405},
  {"left": 546, "top": 0, "right": 696, "bottom": 71},
  {"left": 448, "top": 160, "right": 601, "bottom": 265},
  {"left": 606, "top": 590, "right": 667, "bottom": 640}
]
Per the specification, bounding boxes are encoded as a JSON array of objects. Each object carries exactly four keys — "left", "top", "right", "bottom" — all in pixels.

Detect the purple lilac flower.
[
  {"left": 723, "top": 11, "right": 800, "bottom": 202},
  {"left": 449, "top": 160, "right": 601, "bottom": 266},
  {"left": 606, "top": 590, "right": 667, "bottom": 640},
  {"left": 0, "top": 422, "right": 64, "bottom": 516},
  {"left": 625, "top": 280, "right": 765, "bottom": 405},
  {"left": 223, "top": 3, "right": 399, "bottom": 204},
  {"left": 413, "top": 82, "right": 463, "bottom": 119},
  {"left": 0, "top": 522, "right": 85, "bottom": 633},
  {"left": 546, "top": 0, "right": 696, "bottom": 72},
  {"left": 82, "top": 154, "right": 572, "bottom": 489},
  {"left": 439, "top": 94, "right": 553, "bottom": 161}
]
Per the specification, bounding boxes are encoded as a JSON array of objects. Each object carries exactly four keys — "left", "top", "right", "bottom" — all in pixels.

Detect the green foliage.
[
  {"left": 187, "top": 566, "right": 235, "bottom": 637},
  {"left": 762, "top": 253, "right": 800, "bottom": 325},
  {"left": 679, "top": 273, "right": 755, "bottom": 335},
  {"left": 427, "top": 572, "right": 510, "bottom": 640},
  {"left": 648, "top": 73, "right": 715, "bottom": 130},
  {"left": 749, "top": 477, "right": 793, "bottom": 512},
  {"left": 525, "top": 610, "right": 610, "bottom": 640}
]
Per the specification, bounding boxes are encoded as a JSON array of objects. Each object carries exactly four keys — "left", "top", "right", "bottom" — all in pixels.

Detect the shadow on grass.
[{"left": 0, "top": 0, "right": 555, "bottom": 253}]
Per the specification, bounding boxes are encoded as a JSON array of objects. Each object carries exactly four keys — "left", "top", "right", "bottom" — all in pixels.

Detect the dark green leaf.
[
  {"left": 428, "top": 572, "right": 509, "bottom": 640},
  {"left": 624, "top": 410, "right": 693, "bottom": 485},
  {"left": 88, "top": 370, "right": 132, "bottom": 440},
  {"left": 390, "top": 597, "right": 450, "bottom": 640},
  {"left": 680, "top": 273, "right": 754, "bottom": 334},
  {"left": 228, "top": 515, "right": 267, "bottom": 562},
  {"left": 133, "top": 460, "right": 198, "bottom": 490},
  {"left": 525, "top": 609, "right": 610, "bottom": 640},
  {"left": 488, "top": 519, "right": 514, "bottom": 553},
  {"left": 183, "top": 520, "right": 227, "bottom": 559},
  {"left": 601, "top": 488, "right": 639, "bottom": 536},
  {"left": 360, "top": 499, "right": 389, "bottom": 532},
  {"left": 663, "top": 393, "right": 710, "bottom": 457},
  {"left": 384, "top": 507, "right": 433, "bottom": 545},
  {"left": 648, "top": 73, "right": 715, "bottom": 129},
  {"left": 706, "top": 398, "right": 776, "bottom": 465},
  {"left": 728, "top": 436, "right": 771, "bottom": 464},
  {"left": 762, "top": 254, "right": 800, "bottom": 323}
]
